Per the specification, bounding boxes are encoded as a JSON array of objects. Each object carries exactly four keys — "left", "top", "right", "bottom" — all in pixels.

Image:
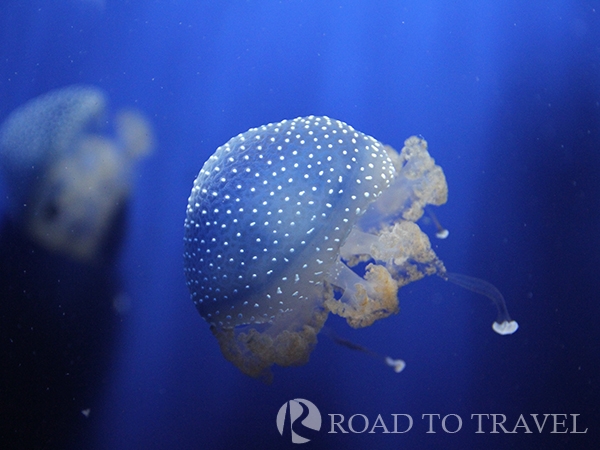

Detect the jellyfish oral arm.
[
  {"left": 443, "top": 272, "right": 519, "bottom": 335},
  {"left": 339, "top": 226, "right": 409, "bottom": 266},
  {"left": 338, "top": 228, "right": 382, "bottom": 261},
  {"left": 326, "top": 257, "right": 378, "bottom": 304},
  {"left": 324, "top": 220, "right": 446, "bottom": 330}
]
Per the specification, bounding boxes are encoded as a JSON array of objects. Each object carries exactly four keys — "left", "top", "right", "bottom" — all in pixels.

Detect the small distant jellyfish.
[
  {"left": 183, "top": 116, "right": 517, "bottom": 380},
  {"left": 0, "top": 85, "right": 154, "bottom": 262}
]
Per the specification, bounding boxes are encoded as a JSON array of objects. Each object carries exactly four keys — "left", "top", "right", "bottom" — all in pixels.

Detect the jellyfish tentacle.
[
  {"left": 322, "top": 327, "right": 406, "bottom": 373},
  {"left": 443, "top": 272, "right": 519, "bottom": 335},
  {"left": 425, "top": 206, "right": 449, "bottom": 239},
  {"left": 385, "top": 357, "right": 407, "bottom": 373}
]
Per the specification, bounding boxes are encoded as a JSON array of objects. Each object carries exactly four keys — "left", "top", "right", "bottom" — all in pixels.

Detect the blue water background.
[{"left": 1, "top": 1, "right": 598, "bottom": 449}]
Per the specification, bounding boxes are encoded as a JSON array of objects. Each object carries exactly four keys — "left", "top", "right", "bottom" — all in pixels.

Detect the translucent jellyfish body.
[
  {"left": 0, "top": 85, "right": 153, "bottom": 262},
  {"left": 183, "top": 116, "right": 517, "bottom": 380}
]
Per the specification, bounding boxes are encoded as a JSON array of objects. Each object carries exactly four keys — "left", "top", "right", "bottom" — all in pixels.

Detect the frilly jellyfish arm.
[
  {"left": 443, "top": 272, "right": 519, "bottom": 335},
  {"left": 358, "top": 137, "right": 448, "bottom": 232},
  {"left": 324, "top": 136, "right": 518, "bottom": 336},
  {"left": 114, "top": 110, "right": 155, "bottom": 159},
  {"left": 324, "top": 137, "right": 448, "bottom": 329},
  {"left": 325, "top": 220, "right": 445, "bottom": 329}
]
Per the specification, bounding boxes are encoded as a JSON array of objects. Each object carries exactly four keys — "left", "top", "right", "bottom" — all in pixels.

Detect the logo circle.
[{"left": 276, "top": 398, "right": 322, "bottom": 444}]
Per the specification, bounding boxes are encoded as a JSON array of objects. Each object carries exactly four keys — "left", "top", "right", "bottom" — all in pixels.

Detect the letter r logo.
[{"left": 277, "top": 398, "right": 322, "bottom": 444}]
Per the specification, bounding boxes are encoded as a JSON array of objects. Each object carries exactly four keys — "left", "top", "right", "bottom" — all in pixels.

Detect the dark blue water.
[{"left": 1, "top": 1, "right": 598, "bottom": 449}]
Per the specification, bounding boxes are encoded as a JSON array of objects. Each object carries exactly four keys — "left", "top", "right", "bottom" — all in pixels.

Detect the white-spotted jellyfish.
[
  {"left": 0, "top": 85, "right": 154, "bottom": 262},
  {"left": 183, "top": 116, "right": 518, "bottom": 380}
]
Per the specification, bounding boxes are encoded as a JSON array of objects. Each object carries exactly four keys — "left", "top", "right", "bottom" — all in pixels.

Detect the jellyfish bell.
[
  {"left": 0, "top": 86, "right": 107, "bottom": 213},
  {"left": 184, "top": 116, "right": 390, "bottom": 378},
  {"left": 0, "top": 85, "right": 154, "bottom": 262},
  {"left": 183, "top": 116, "right": 517, "bottom": 380}
]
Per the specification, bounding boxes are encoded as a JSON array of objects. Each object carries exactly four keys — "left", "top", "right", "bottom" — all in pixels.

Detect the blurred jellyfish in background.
[
  {"left": 0, "top": 85, "right": 154, "bottom": 449},
  {"left": 0, "top": 84, "right": 153, "bottom": 263},
  {"left": 184, "top": 116, "right": 517, "bottom": 381}
]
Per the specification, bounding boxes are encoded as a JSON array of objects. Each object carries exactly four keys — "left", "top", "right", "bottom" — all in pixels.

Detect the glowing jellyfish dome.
[{"left": 183, "top": 116, "right": 517, "bottom": 380}]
